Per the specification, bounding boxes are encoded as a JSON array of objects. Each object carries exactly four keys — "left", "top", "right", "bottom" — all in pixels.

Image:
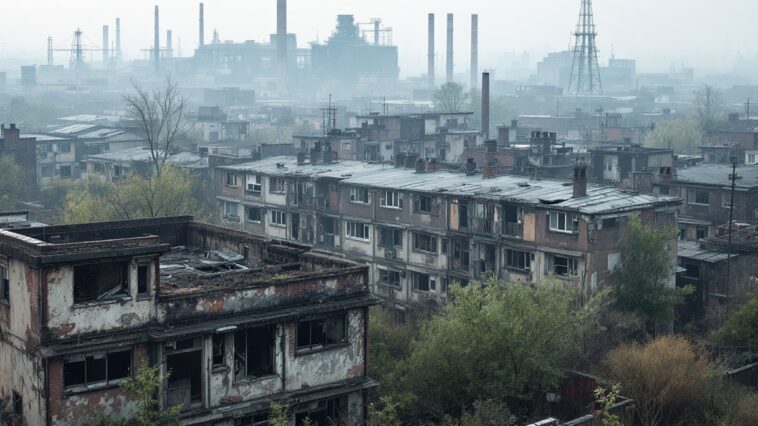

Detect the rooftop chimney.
[
  {"left": 102, "top": 25, "right": 109, "bottom": 65},
  {"left": 573, "top": 163, "right": 588, "bottom": 198},
  {"left": 154, "top": 5, "right": 160, "bottom": 73},
  {"left": 115, "top": 18, "right": 121, "bottom": 62},
  {"left": 428, "top": 13, "right": 435, "bottom": 89},
  {"left": 470, "top": 14, "right": 478, "bottom": 89},
  {"left": 277, "top": 0, "right": 288, "bottom": 94},
  {"left": 415, "top": 158, "right": 426, "bottom": 173},
  {"left": 466, "top": 158, "right": 477, "bottom": 175},
  {"left": 199, "top": 3, "right": 205, "bottom": 47},
  {"left": 446, "top": 13, "right": 454, "bottom": 83},
  {"left": 481, "top": 71, "right": 490, "bottom": 138}
]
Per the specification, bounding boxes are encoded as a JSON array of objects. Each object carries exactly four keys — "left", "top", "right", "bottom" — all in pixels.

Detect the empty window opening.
[
  {"left": 73, "top": 260, "right": 130, "bottom": 303},
  {"left": 63, "top": 349, "right": 132, "bottom": 389},
  {"left": 236, "top": 412, "right": 271, "bottom": 426},
  {"left": 235, "top": 325, "right": 276, "bottom": 380},
  {"left": 412, "top": 272, "right": 436, "bottom": 292},
  {"left": 12, "top": 390, "right": 22, "bottom": 417},
  {"left": 0, "top": 265, "right": 9, "bottom": 303},
  {"left": 137, "top": 264, "right": 149, "bottom": 295},
  {"left": 297, "top": 315, "right": 347, "bottom": 351},
  {"left": 166, "top": 348, "right": 202, "bottom": 408},
  {"left": 295, "top": 396, "right": 346, "bottom": 426},
  {"left": 212, "top": 334, "right": 226, "bottom": 367}
]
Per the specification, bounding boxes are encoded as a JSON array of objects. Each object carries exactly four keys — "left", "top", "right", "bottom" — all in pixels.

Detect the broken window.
[
  {"left": 412, "top": 272, "right": 436, "bottom": 292},
  {"left": 212, "top": 334, "right": 226, "bottom": 367},
  {"left": 246, "top": 175, "right": 263, "bottom": 194},
  {"left": 63, "top": 349, "right": 132, "bottom": 389},
  {"left": 459, "top": 202, "right": 469, "bottom": 228},
  {"left": 547, "top": 255, "right": 578, "bottom": 276},
  {"left": 235, "top": 326, "right": 275, "bottom": 380},
  {"left": 295, "top": 396, "right": 346, "bottom": 426},
  {"left": 0, "top": 264, "right": 8, "bottom": 303},
  {"left": 225, "top": 172, "right": 239, "bottom": 187},
  {"left": 687, "top": 189, "right": 710, "bottom": 205},
  {"left": 412, "top": 233, "right": 437, "bottom": 253},
  {"left": 505, "top": 249, "right": 531, "bottom": 271},
  {"left": 349, "top": 187, "right": 371, "bottom": 204},
  {"left": 137, "top": 263, "right": 149, "bottom": 295},
  {"left": 378, "top": 268, "right": 401, "bottom": 288},
  {"left": 549, "top": 211, "right": 579, "bottom": 233},
  {"left": 12, "top": 390, "right": 22, "bottom": 417},
  {"left": 414, "top": 195, "right": 433, "bottom": 213},
  {"left": 73, "top": 260, "right": 130, "bottom": 303},
  {"left": 224, "top": 201, "right": 240, "bottom": 219},
  {"left": 236, "top": 412, "right": 271, "bottom": 426},
  {"left": 682, "top": 263, "right": 700, "bottom": 279},
  {"left": 247, "top": 206, "right": 263, "bottom": 223},
  {"left": 297, "top": 315, "right": 347, "bottom": 351},
  {"left": 270, "top": 177, "right": 286, "bottom": 194}
]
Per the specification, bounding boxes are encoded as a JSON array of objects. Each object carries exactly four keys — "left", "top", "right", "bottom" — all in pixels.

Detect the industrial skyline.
[{"left": 2, "top": 0, "right": 758, "bottom": 77}]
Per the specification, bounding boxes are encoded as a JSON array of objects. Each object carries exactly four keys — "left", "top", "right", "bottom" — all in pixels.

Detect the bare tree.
[
  {"left": 433, "top": 82, "right": 470, "bottom": 113},
  {"left": 694, "top": 85, "right": 726, "bottom": 140},
  {"left": 123, "top": 77, "right": 192, "bottom": 177}
]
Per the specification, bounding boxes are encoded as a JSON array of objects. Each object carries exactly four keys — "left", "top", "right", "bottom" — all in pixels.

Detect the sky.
[{"left": 1, "top": 0, "right": 757, "bottom": 77}]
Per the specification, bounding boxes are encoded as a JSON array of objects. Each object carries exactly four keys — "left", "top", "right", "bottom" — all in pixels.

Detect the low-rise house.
[
  {"left": 83, "top": 147, "right": 208, "bottom": 182},
  {"left": 0, "top": 216, "right": 375, "bottom": 425},
  {"left": 589, "top": 144, "right": 674, "bottom": 188},
  {"left": 214, "top": 155, "right": 681, "bottom": 315}
]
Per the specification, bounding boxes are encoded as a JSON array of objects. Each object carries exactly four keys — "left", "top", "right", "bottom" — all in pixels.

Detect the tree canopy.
[
  {"left": 714, "top": 297, "right": 758, "bottom": 349},
  {"left": 0, "top": 156, "right": 26, "bottom": 211},
  {"left": 644, "top": 119, "right": 701, "bottom": 154},
  {"left": 433, "top": 83, "right": 470, "bottom": 113}
]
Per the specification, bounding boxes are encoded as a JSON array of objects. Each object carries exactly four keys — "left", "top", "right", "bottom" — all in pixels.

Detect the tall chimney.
[
  {"left": 427, "top": 13, "right": 435, "bottom": 89},
  {"left": 276, "top": 0, "right": 287, "bottom": 94},
  {"left": 115, "top": 18, "right": 121, "bottom": 63},
  {"left": 470, "top": 14, "right": 478, "bottom": 89},
  {"left": 47, "top": 37, "right": 53, "bottom": 66},
  {"left": 166, "top": 30, "right": 173, "bottom": 59},
  {"left": 481, "top": 72, "right": 490, "bottom": 137},
  {"left": 446, "top": 13, "right": 454, "bottom": 83},
  {"left": 374, "top": 20, "right": 380, "bottom": 45},
  {"left": 199, "top": 3, "right": 205, "bottom": 47},
  {"left": 573, "top": 163, "right": 588, "bottom": 198},
  {"left": 154, "top": 5, "right": 160, "bottom": 73},
  {"left": 102, "top": 25, "right": 109, "bottom": 66}
]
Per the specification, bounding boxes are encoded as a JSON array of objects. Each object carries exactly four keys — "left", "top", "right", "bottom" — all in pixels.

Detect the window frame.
[
  {"left": 73, "top": 260, "right": 130, "bottom": 304},
  {"left": 225, "top": 172, "right": 239, "bottom": 187},
  {"left": 246, "top": 206, "right": 263, "bottom": 223},
  {"left": 414, "top": 195, "right": 433, "bottom": 214},
  {"left": 411, "top": 271, "right": 436, "bottom": 292},
  {"left": 245, "top": 174, "right": 263, "bottom": 195},
  {"left": 380, "top": 191, "right": 403, "bottom": 209},
  {"left": 348, "top": 187, "right": 371, "bottom": 204},
  {"left": 296, "top": 314, "right": 348, "bottom": 352},
  {"left": 269, "top": 177, "right": 286, "bottom": 194},
  {"left": 63, "top": 349, "right": 133, "bottom": 390},
  {"left": 549, "top": 211, "right": 579, "bottom": 234},
  {"left": 722, "top": 190, "right": 733, "bottom": 209},
  {"left": 0, "top": 264, "right": 9, "bottom": 304},
  {"left": 687, "top": 188, "right": 710, "bottom": 206},
  {"left": 345, "top": 221, "right": 371, "bottom": 241},
  {"left": 412, "top": 232, "right": 438, "bottom": 254},
  {"left": 378, "top": 267, "right": 402, "bottom": 289},
  {"left": 549, "top": 255, "right": 578, "bottom": 277},
  {"left": 505, "top": 249, "right": 531, "bottom": 271},
  {"left": 224, "top": 201, "right": 240, "bottom": 219},
  {"left": 270, "top": 210, "right": 287, "bottom": 227}
]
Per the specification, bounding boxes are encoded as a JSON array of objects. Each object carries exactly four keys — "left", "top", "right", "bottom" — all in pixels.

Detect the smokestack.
[
  {"left": 481, "top": 72, "right": 490, "bottom": 138},
  {"left": 470, "top": 14, "right": 478, "bottom": 89},
  {"left": 199, "top": 3, "right": 205, "bottom": 47},
  {"left": 115, "top": 18, "right": 121, "bottom": 63},
  {"left": 154, "top": 5, "right": 160, "bottom": 73},
  {"left": 573, "top": 163, "right": 588, "bottom": 198},
  {"left": 446, "top": 13, "right": 454, "bottom": 83},
  {"left": 102, "top": 25, "right": 109, "bottom": 66},
  {"left": 427, "top": 13, "right": 434, "bottom": 89},
  {"left": 374, "top": 20, "right": 380, "bottom": 45},
  {"left": 277, "top": 0, "right": 287, "bottom": 94},
  {"left": 47, "top": 36, "right": 53, "bottom": 66},
  {"left": 166, "top": 30, "right": 173, "bottom": 59}
]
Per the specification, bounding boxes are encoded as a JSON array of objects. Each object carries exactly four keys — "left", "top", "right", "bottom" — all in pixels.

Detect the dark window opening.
[
  {"left": 73, "top": 260, "right": 130, "bottom": 303},
  {"left": 414, "top": 195, "right": 433, "bottom": 213},
  {"left": 137, "top": 264, "right": 149, "bottom": 295},
  {"left": 378, "top": 227, "right": 403, "bottom": 248},
  {"left": 12, "top": 391, "right": 22, "bottom": 416},
  {"left": 63, "top": 350, "right": 132, "bottom": 389},
  {"left": 682, "top": 263, "right": 700, "bottom": 279},
  {"left": 696, "top": 226, "right": 708, "bottom": 240},
  {"left": 505, "top": 250, "right": 531, "bottom": 271},
  {"left": 1, "top": 265, "right": 9, "bottom": 303},
  {"left": 413, "top": 233, "right": 437, "bottom": 253},
  {"left": 378, "top": 268, "right": 401, "bottom": 288},
  {"left": 459, "top": 203, "right": 469, "bottom": 228},
  {"left": 551, "top": 255, "right": 577, "bottom": 276},
  {"left": 297, "top": 315, "right": 347, "bottom": 351},
  {"left": 166, "top": 350, "right": 202, "bottom": 407},
  {"left": 235, "top": 325, "right": 275, "bottom": 380},
  {"left": 412, "top": 272, "right": 436, "bottom": 292},
  {"left": 236, "top": 412, "right": 271, "bottom": 426},
  {"left": 295, "top": 397, "right": 346, "bottom": 426},
  {"left": 247, "top": 206, "right": 262, "bottom": 222},
  {"left": 213, "top": 334, "right": 226, "bottom": 367}
]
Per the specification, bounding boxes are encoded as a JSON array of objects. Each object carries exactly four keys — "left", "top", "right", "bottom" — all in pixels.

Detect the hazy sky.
[{"left": 2, "top": 0, "right": 757, "bottom": 77}]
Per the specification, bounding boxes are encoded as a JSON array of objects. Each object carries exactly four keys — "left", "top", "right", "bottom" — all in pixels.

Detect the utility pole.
[{"left": 726, "top": 158, "right": 737, "bottom": 317}]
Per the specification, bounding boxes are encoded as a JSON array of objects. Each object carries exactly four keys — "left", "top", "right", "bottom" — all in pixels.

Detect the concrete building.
[
  {"left": 213, "top": 155, "right": 681, "bottom": 315},
  {"left": 82, "top": 147, "right": 208, "bottom": 182},
  {"left": 588, "top": 144, "right": 674, "bottom": 188},
  {"left": 0, "top": 216, "right": 375, "bottom": 425}
]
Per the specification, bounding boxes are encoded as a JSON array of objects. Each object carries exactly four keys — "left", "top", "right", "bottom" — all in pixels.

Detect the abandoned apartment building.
[
  {"left": 0, "top": 216, "right": 376, "bottom": 425},
  {"left": 213, "top": 152, "right": 681, "bottom": 317}
]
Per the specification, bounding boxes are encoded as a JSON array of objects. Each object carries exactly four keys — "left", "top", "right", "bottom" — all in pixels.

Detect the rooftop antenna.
[{"left": 568, "top": 0, "right": 603, "bottom": 96}]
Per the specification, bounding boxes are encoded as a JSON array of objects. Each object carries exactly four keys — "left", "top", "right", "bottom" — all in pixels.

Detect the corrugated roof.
[
  {"left": 52, "top": 124, "right": 99, "bottom": 135},
  {"left": 676, "top": 164, "right": 758, "bottom": 189},
  {"left": 678, "top": 240, "right": 732, "bottom": 263},
  {"left": 87, "top": 147, "right": 207, "bottom": 168},
  {"left": 221, "top": 157, "right": 680, "bottom": 215}
]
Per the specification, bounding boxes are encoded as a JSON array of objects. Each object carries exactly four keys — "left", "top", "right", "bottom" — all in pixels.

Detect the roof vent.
[
  {"left": 276, "top": 162, "right": 285, "bottom": 169},
  {"left": 517, "top": 182, "right": 530, "bottom": 187}
]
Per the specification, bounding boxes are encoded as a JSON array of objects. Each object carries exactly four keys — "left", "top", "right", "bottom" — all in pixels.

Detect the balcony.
[{"left": 503, "top": 222, "right": 523, "bottom": 239}]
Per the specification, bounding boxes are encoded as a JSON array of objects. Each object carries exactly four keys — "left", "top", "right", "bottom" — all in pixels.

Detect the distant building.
[{"left": 589, "top": 144, "right": 674, "bottom": 188}]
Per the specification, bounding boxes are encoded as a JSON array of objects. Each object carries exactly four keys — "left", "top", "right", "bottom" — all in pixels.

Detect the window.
[
  {"left": 0, "top": 265, "right": 8, "bottom": 303},
  {"left": 378, "top": 227, "right": 402, "bottom": 248},
  {"left": 12, "top": 391, "right": 21, "bottom": 417},
  {"left": 549, "top": 211, "right": 579, "bottom": 233},
  {"left": 381, "top": 191, "right": 402, "bottom": 209},
  {"left": 57, "top": 143, "right": 71, "bottom": 153},
  {"left": 113, "top": 165, "right": 122, "bottom": 177},
  {"left": 682, "top": 263, "right": 700, "bottom": 279},
  {"left": 687, "top": 188, "right": 710, "bottom": 205},
  {"left": 722, "top": 191, "right": 733, "bottom": 208},
  {"left": 602, "top": 217, "right": 618, "bottom": 228},
  {"left": 270, "top": 210, "right": 286, "bottom": 227},
  {"left": 225, "top": 172, "right": 239, "bottom": 187},
  {"left": 459, "top": 203, "right": 469, "bottom": 228},
  {"left": 246, "top": 175, "right": 262, "bottom": 194},
  {"left": 378, "top": 268, "right": 401, "bottom": 288},
  {"left": 346, "top": 221, "right": 370, "bottom": 241},
  {"left": 548, "top": 255, "right": 578, "bottom": 276},
  {"left": 236, "top": 412, "right": 271, "bottom": 426},
  {"left": 297, "top": 315, "right": 347, "bottom": 351},
  {"left": 749, "top": 153, "right": 756, "bottom": 164},
  {"left": 412, "top": 272, "right": 436, "bottom": 292},
  {"left": 247, "top": 206, "right": 262, "bottom": 223},
  {"left": 295, "top": 397, "right": 346, "bottom": 426},
  {"left": 270, "top": 177, "right": 286, "bottom": 194},
  {"left": 212, "top": 334, "right": 226, "bottom": 367},
  {"left": 59, "top": 165, "right": 72, "bottom": 178},
  {"left": 412, "top": 233, "right": 437, "bottom": 253},
  {"left": 137, "top": 264, "right": 149, "bottom": 295},
  {"left": 41, "top": 166, "right": 53, "bottom": 178},
  {"left": 73, "top": 261, "right": 129, "bottom": 303},
  {"left": 414, "top": 195, "right": 433, "bottom": 213},
  {"left": 93, "top": 162, "right": 104, "bottom": 173},
  {"left": 224, "top": 201, "right": 240, "bottom": 219},
  {"left": 349, "top": 187, "right": 371, "bottom": 204},
  {"left": 505, "top": 249, "right": 531, "bottom": 271},
  {"left": 234, "top": 326, "right": 275, "bottom": 380},
  {"left": 696, "top": 226, "right": 708, "bottom": 240},
  {"left": 341, "top": 142, "right": 352, "bottom": 151},
  {"left": 63, "top": 349, "right": 132, "bottom": 389}
]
